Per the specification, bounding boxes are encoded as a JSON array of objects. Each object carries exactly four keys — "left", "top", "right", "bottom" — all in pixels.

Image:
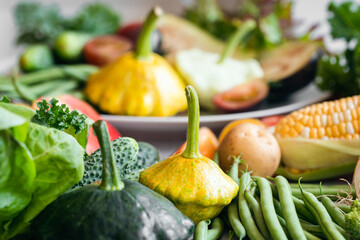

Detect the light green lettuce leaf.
[
  {"left": 0, "top": 123, "right": 84, "bottom": 240},
  {"left": 0, "top": 130, "right": 35, "bottom": 223}
]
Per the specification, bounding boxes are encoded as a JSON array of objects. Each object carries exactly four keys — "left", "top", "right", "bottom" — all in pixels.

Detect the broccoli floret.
[{"left": 345, "top": 200, "right": 360, "bottom": 240}]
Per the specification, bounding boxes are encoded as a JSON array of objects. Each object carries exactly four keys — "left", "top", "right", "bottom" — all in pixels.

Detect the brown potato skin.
[{"left": 218, "top": 123, "right": 281, "bottom": 177}]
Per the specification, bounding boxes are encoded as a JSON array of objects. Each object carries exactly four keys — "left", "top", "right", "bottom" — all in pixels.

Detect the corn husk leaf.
[
  {"left": 353, "top": 157, "right": 360, "bottom": 199},
  {"left": 277, "top": 137, "right": 360, "bottom": 170}
]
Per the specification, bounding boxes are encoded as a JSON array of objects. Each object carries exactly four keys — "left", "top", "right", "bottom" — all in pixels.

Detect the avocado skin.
[
  {"left": 267, "top": 49, "right": 322, "bottom": 102},
  {"left": 30, "top": 180, "right": 194, "bottom": 240}
]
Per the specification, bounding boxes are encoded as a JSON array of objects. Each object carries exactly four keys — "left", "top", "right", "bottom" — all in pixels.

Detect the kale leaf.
[
  {"left": 14, "top": 2, "right": 65, "bottom": 45},
  {"left": 13, "top": 2, "right": 121, "bottom": 45},
  {"left": 66, "top": 3, "right": 121, "bottom": 36}
]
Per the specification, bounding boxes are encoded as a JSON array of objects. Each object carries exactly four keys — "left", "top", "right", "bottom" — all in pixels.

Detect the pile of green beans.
[
  {"left": 0, "top": 64, "right": 98, "bottom": 101},
  {"left": 194, "top": 159, "right": 353, "bottom": 240}
]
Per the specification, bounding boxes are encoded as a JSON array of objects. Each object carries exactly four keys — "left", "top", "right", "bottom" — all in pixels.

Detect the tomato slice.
[
  {"left": 83, "top": 35, "right": 132, "bottom": 66},
  {"left": 260, "top": 115, "right": 284, "bottom": 128},
  {"left": 212, "top": 80, "right": 269, "bottom": 113}
]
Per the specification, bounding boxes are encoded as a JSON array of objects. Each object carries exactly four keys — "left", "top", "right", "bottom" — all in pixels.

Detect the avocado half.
[{"left": 259, "top": 41, "right": 321, "bottom": 101}]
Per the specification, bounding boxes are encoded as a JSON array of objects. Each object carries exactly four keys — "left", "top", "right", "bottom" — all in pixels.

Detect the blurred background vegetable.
[
  {"left": 13, "top": 2, "right": 122, "bottom": 66},
  {"left": 184, "top": 0, "right": 297, "bottom": 52},
  {"left": 317, "top": 1, "right": 360, "bottom": 97}
]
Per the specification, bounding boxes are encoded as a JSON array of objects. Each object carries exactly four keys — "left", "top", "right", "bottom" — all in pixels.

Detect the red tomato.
[{"left": 83, "top": 35, "right": 132, "bottom": 66}]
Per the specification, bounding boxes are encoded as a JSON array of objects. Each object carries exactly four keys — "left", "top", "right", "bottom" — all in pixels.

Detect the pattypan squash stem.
[
  {"left": 93, "top": 120, "right": 124, "bottom": 191},
  {"left": 182, "top": 85, "right": 202, "bottom": 159},
  {"left": 135, "top": 7, "right": 163, "bottom": 60},
  {"left": 218, "top": 20, "right": 256, "bottom": 64}
]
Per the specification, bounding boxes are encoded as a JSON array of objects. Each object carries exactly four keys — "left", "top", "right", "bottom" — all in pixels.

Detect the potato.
[{"left": 218, "top": 123, "right": 281, "bottom": 177}]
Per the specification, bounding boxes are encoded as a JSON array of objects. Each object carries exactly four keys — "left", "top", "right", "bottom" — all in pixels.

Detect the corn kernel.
[
  {"left": 319, "top": 127, "right": 325, "bottom": 138},
  {"left": 339, "top": 122, "right": 346, "bottom": 135},
  {"left": 289, "top": 129, "right": 298, "bottom": 137},
  {"left": 295, "top": 122, "right": 304, "bottom": 133},
  {"left": 353, "top": 120, "right": 359, "bottom": 132},
  {"left": 314, "top": 115, "right": 322, "bottom": 127},
  {"left": 332, "top": 125, "right": 340, "bottom": 137},
  {"left": 351, "top": 108, "right": 358, "bottom": 120},
  {"left": 310, "top": 128, "right": 318, "bottom": 139},
  {"left": 308, "top": 116, "right": 314, "bottom": 127}
]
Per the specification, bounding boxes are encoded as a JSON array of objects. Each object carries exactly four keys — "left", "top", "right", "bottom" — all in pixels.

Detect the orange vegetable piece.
[
  {"left": 218, "top": 118, "right": 264, "bottom": 143},
  {"left": 173, "top": 127, "right": 218, "bottom": 159}
]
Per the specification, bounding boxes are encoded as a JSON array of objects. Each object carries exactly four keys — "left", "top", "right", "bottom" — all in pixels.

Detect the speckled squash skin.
[{"left": 139, "top": 148, "right": 238, "bottom": 224}]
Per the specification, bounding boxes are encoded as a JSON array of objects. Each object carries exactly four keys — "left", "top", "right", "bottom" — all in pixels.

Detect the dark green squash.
[{"left": 30, "top": 120, "right": 194, "bottom": 240}]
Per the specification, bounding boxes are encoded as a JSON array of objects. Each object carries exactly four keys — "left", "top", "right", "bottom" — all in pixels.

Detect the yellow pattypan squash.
[
  {"left": 139, "top": 85, "right": 239, "bottom": 224},
  {"left": 85, "top": 7, "right": 187, "bottom": 117}
]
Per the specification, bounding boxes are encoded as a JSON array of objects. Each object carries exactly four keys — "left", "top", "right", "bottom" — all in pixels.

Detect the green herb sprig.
[{"left": 32, "top": 98, "right": 86, "bottom": 134}]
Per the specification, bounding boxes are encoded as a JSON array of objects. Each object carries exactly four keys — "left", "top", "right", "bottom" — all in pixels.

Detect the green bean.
[
  {"left": 41, "top": 80, "right": 78, "bottom": 97},
  {"left": 244, "top": 190, "right": 271, "bottom": 239},
  {"left": 276, "top": 214, "right": 292, "bottom": 239},
  {"left": 292, "top": 196, "right": 317, "bottom": 224},
  {"left": 227, "top": 200, "right": 246, "bottom": 239},
  {"left": 337, "top": 204, "right": 351, "bottom": 213},
  {"left": 321, "top": 195, "right": 345, "bottom": 228},
  {"left": 334, "top": 223, "right": 350, "bottom": 239},
  {"left": 254, "top": 177, "right": 288, "bottom": 240},
  {"left": 12, "top": 71, "right": 36, "bottom": 102},
  {"left": 290, "top": 183, "right": 355, "bottom": 199},
  {"left": 275, "top": 176, "right": 307, "bottom": 240},
  {"left": 299, "top": 185, "right": 346, "bottom": 240},
  {"left": 272, "top": 182, "right": 317, "bottom": 224},
  {"left": 273, "top": 198, "right": 284, "bottom": 216},
  {"left": 227, "top": 156, "right": 240, "bottom": 184},
  {"left": 304, "top": 230, "right": 323, "bottom": 240},
  {"left": 299, "top": 219, "right": 325, "bottom": 239},
  {"left": 195, "top": 219, "right": 211, "bottom": 240},
  {"left": 207, "top": 218, "right": 224, "bottom": 240},
  {"left": 238, "top": 173, "right": 264, "bottom": 240}
]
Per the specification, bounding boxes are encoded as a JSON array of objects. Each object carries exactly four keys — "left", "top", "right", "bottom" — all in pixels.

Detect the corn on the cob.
[{"left": 275, "top": 95, "right": 360, "bottom": 139}]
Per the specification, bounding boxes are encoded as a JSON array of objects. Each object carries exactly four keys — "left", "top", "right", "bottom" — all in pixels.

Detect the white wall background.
[{"left": 0, "top": 0, "right": 356, "bottom": 70}]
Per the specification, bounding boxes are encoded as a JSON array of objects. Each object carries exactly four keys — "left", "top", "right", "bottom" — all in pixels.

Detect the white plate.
[{"left": 101, "top": 83, "right": 331, "bottom": 140}]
